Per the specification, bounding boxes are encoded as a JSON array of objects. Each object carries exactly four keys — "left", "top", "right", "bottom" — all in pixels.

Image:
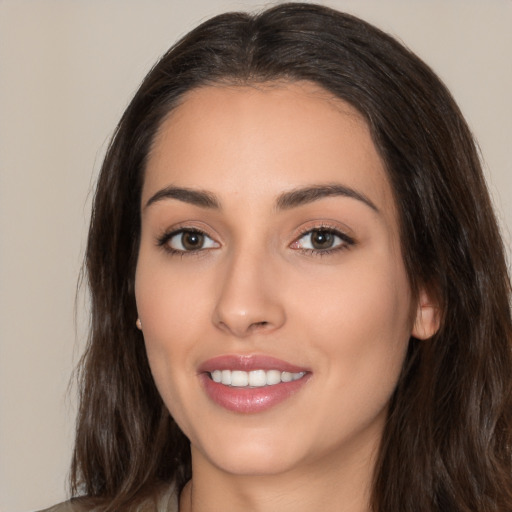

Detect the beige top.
[{"left": 38, "top": 484, "right": 179, "bottom": 512}]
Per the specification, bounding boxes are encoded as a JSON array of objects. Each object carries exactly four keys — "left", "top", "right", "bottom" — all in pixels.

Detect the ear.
[{"left": 412, "top": 288, "right": 440, "bottom": 340}]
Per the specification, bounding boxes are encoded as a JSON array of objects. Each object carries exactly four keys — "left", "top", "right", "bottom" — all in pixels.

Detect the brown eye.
[
  {"left": 181, "top": 231, "right": 204, "bottom": 250},
  {"left": 310, "top": 230, "right": 335, "bottom": 250},
  {"left": 291, "top": 228, "right": 354, "bottom": 254},
  {"left": 165, "top": 229, "right": 219, "bottom": 252}
]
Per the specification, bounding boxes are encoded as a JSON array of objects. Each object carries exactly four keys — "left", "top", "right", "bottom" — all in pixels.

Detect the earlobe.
[{"left": 412, "top": 289, "right": 440, "bottom": 340}]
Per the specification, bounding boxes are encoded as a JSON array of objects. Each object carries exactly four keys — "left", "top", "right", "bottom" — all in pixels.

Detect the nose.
[{"left": 212, "top": 247, "right": 286, "bottom": 338}]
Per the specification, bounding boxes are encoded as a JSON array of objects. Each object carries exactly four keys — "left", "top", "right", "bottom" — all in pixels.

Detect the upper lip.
[{"left": 198, "top": 354, "right": 309, "bottom": 374}]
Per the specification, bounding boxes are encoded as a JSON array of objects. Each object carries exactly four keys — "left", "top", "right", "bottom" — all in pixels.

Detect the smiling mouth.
[
  {"left": 199, "top": 355, "right": 311, "bottom": 413},
  {"left": 210, "top": 369, "right": 306, "bottom": 388}
]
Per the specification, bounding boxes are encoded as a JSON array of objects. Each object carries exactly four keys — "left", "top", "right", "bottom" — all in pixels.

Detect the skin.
[{"left": 135, "top": 82, "right": 438, "bottom": 512}]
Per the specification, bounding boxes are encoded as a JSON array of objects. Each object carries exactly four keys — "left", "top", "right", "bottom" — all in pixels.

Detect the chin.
[{"left": 193, "top": 432, "right": 303, "bottom": 476}]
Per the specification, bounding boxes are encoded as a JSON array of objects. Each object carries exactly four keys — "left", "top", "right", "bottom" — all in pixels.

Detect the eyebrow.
[
  {"left": 275, "top": 184, "right": 379, "bottom": 212},
  {"left": 145, "top": 186, "right": 221, "bottom": 210},
  {"left": 144, "top": 183, "right": 378, "bottom": 213}
]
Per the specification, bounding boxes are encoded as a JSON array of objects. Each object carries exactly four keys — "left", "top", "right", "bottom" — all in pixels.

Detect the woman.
[{"left": 44, "top": 3, "right": 512, "bottom": 511}]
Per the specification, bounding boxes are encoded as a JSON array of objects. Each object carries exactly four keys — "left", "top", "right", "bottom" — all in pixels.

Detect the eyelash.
[
  {"left": 156, "top": 225, "right": 355, "bottom": 257},
  {"left": 156, "top": 227, "right": 218, "bottom": 257},
  {"left": 292, "top": 224, "right": 355, "bottom": 256}
]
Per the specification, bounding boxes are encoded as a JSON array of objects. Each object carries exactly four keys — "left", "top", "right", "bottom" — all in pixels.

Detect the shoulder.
[
  {"left": 36, "top": 485, "right": 178, "bottom": 512},
  {"left": 37, "top": 500, "right": 90, "bottom": 512}
]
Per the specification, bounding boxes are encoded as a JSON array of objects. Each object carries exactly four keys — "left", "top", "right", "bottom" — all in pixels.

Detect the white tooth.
[
  {"left": 221, "top": 370, "right": 232, "bottom": 385},
  {"left": 281, "top": 371, "right": 292, "bottom": 382},
  {"left": 249, "top": 370, "right": 267, "bottom": 387},
  {"left": 266, "top": 370, "right": 281, "bottom": 385},
  {"left": 214, "top": 369, "right": 305, "bottom": 387},
  {"left": 231, "top": 370, "right": 249, "bottom": 387}
]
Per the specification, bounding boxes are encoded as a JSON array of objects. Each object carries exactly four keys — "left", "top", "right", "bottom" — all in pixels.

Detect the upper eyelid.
[
  {"left": 155, "top": 221, "right": 355, "bottom": 247},
  {"left": 295, "top": 228, "right": 354, "bottom": 243},
  {"left": 293, "top": 223, "right": 354, "bottom": 240},
  {"left": 157, "top": 226, "right": 201, "bottom": 241},
  {"left": 157, "top": 222, "right": 219, "bottom": 241}
]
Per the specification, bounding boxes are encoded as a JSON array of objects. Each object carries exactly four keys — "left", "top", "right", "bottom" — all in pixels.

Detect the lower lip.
[{"left": 199, "top": 373, "right": 311, "bottom": 414}]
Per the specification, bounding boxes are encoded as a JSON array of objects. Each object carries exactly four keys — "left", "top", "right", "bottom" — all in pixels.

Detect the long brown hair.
[{"left": 72, "top": 3, "right": 512, "bottom": 510}]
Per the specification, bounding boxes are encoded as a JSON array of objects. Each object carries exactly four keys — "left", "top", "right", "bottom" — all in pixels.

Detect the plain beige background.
[{"left": 0, "top": 1, "right": 510, "bottom": 511}]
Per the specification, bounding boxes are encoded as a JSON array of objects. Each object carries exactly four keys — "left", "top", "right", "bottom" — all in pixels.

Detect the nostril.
[{"left": 250, "top": 321, "right": 269, "bottom": 329}]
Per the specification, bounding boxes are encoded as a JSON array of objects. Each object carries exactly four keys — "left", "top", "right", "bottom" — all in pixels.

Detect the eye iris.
[
  {"left": 182, "top": 231, "right": 204, "bottom": 250},
  {"left": 311, "top": 230, "right": 334, "bottom": 249}
]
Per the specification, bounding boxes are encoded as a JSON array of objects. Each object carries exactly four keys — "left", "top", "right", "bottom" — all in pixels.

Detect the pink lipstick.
[{"left": 198, "top": 355, "right": 311, "bottom": 413}]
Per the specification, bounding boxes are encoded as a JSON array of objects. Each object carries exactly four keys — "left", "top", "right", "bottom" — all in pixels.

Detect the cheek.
[
  {"left": 296, "top": 256, "right": 411, "bottom": 337},
  {"left": 135, "top": 266, "right": 209, "bottom": 440},
  {"left": 135, "top": 254, "right": 212, "bottom": 345},
  {"left": 292, "top": 252, "right": 412, "bottom": 399},
  {"left": 134, "top": 253, "right": 212, "bottom": 406},
  {"left": 305, "top": 273, "right": 410, "bottom": 447}
]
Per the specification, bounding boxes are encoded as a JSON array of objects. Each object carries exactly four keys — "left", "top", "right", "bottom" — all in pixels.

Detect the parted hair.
[{"left": 72, "top": 3, "right": 512, "bottom": 511}]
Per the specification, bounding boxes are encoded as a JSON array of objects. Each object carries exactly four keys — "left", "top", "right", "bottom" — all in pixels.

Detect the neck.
[{"left": 179, "top": 442, "right": 376, "bottom": 512}]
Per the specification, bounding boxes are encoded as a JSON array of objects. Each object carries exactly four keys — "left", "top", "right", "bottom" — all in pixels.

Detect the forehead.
[{"left": 143, "top": 81, "right": 395, "bottom": 218}]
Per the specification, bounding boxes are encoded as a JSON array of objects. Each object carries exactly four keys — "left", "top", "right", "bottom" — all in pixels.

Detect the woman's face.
[{"left": 136, "top": 82, "right": 430, "bottom": 478}]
